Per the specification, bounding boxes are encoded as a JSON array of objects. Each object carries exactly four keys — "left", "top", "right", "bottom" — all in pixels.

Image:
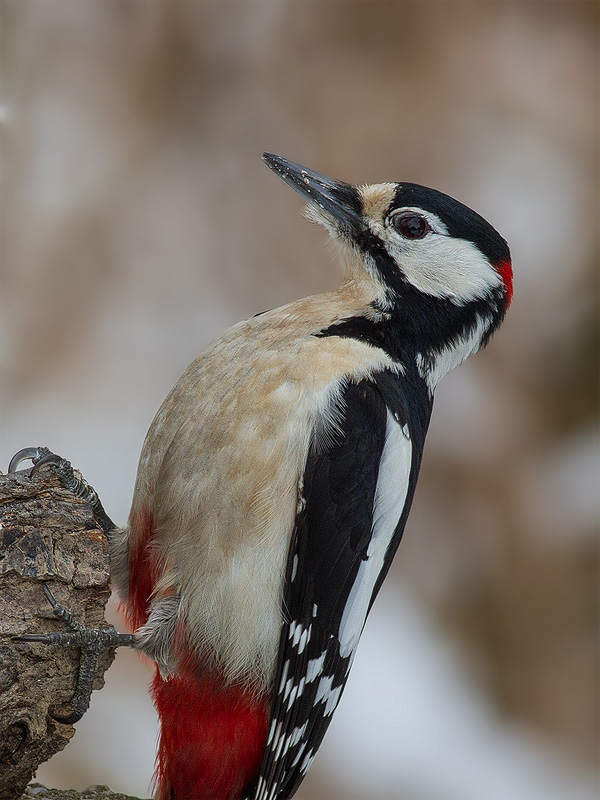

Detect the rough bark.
[
  {"left": 0, "top": 469, "right": 115, "bottom": 800},
  {"left": 22, "top": 784, "right": 146, "bottom": 800}
]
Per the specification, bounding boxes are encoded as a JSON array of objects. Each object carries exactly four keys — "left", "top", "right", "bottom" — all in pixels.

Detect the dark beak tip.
[
  {"left": 261, "top": 152, "right": 362, "bottom": 233},
  {"left": 262, "top": 152, "right": 285, "bottom": 171}
]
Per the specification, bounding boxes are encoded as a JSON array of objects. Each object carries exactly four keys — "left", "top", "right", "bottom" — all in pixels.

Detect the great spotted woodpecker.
[{"left": 10, "top": 154, "right": 512, "bottom": 800}]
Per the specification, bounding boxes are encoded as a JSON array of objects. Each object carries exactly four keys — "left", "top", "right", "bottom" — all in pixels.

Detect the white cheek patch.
[
  {"left": 368, "top": 212, "right": 502, "bottom": 304},
  {"left": 387, "top": 234, "right": 501, "bottom": 303},
  {"left": 416, "top": 312, "right": 492, "bottom": 389}
]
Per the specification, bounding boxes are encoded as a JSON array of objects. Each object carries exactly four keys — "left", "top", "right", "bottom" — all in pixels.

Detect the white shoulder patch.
[{"left": 337, "top": 410, "right": 412, "bottom": 658}]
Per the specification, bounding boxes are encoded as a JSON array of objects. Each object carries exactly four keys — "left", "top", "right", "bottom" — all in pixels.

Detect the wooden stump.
[{"left": 0, "top": 469, "right": 114, "bottom": 800}]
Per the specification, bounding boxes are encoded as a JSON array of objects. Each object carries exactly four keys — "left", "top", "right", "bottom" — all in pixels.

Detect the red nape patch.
[
  {"left": 152, "top": 658, "right": 269, "bottom": 800},
  {"left": 123, "top": 506, "right": 157, "bottom": 631},
  {"left": 496, "top": 258, "right": 513, "bottom": 307}
]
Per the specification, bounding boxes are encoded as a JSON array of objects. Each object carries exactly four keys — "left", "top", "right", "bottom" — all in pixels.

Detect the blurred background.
[{"left": 1, "top": 2, "right": 598, "bottom": 799}]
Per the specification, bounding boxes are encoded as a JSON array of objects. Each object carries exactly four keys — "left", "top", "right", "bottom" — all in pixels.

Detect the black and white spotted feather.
[{"left": 249, "top": 369, "right": 432, "bottom": 800}]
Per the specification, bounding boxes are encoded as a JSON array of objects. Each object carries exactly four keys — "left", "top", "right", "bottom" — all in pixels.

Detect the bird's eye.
[{"left": 391, "top": 212, "right": 430, "bottom": 240}]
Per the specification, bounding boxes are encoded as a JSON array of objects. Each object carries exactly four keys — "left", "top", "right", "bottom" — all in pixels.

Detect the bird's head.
[
  {"left": 263, "top": 154, "right": 512, "bottom": 382},
  {"left": 263, "top": 153, "right": 512, "bottom": 312}
]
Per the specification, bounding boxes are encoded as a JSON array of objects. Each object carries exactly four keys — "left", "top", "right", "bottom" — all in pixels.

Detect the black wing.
[{"left": 249, "top": 371, "right": 432, "bottom": 800}]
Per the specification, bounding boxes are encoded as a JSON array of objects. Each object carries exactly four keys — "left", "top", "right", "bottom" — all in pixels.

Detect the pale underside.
[{"left": 123, "top": 281, "right": 399, "bottom": 689}]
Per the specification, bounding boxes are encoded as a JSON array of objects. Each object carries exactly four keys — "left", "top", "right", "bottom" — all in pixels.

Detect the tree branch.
[
  {"left": 22, "top": 784, "right": 146, "bottom": 800},
  {"left": 0, "top": 469, "right": 117, "bottom": 800}
]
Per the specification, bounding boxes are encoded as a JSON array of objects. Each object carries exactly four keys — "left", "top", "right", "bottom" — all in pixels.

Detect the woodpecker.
[{"left": 11, "top": 154, "right": 512, "bottom": 800}]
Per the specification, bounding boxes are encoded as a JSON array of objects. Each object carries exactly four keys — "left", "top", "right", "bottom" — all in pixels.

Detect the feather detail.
[
  {"left": 124, "top": 505, "right": 158, "bottom": 631},
  {"left": 152, "top": 651, "right": 269, "bottom": 800}
]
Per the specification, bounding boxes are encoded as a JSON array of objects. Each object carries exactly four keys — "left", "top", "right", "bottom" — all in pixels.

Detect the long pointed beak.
[{"left": 262, "top": 153, "right": 363, "bottom": 235}]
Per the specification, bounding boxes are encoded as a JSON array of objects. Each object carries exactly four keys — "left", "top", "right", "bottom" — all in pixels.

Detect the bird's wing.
[{"left": 250, "top": 371, "right": 432, "bottom": 800}]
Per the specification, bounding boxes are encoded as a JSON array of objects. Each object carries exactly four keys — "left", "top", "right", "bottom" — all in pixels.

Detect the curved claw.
[
  {"left": 9, "top": 447, "right": 117, "bottom": 535},
  {"left": 8, "top": 446, "right": 45, "bottom": 474},
  {"left": 30, "top": 452, "right": 66, "bottom": 479},
  {"left": 42, "top": 581, "right": 58, "bottom": 606},
  {"left": 50, "top": 708, "right": 84, "bottom": 725}
]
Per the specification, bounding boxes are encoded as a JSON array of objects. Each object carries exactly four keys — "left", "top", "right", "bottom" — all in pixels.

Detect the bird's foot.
[
  {"left": 8, "top": 446, "right": 116, "bottom": 534},
  {"left": 13, "top": 583, "right": 136, "bottom": 724}
]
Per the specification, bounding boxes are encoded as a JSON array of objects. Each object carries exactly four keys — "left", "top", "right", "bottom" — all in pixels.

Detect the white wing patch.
[
  {"left": 315, "top": 674, "right": 344, "bottom": 716},
  {"left": 338, "top": 410, "right": 412, "bottom": 658}
]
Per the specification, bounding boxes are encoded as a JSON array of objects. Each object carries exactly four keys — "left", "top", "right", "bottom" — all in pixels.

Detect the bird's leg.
[
  {"left": 9, "top": 448, "right": 133, "bottom": 723},
  {"left": 8, "top": 446, "right": 116, "bottom": 535},
  {"left": 13, "top": 583, "right": 136, "bottom": 724}
]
